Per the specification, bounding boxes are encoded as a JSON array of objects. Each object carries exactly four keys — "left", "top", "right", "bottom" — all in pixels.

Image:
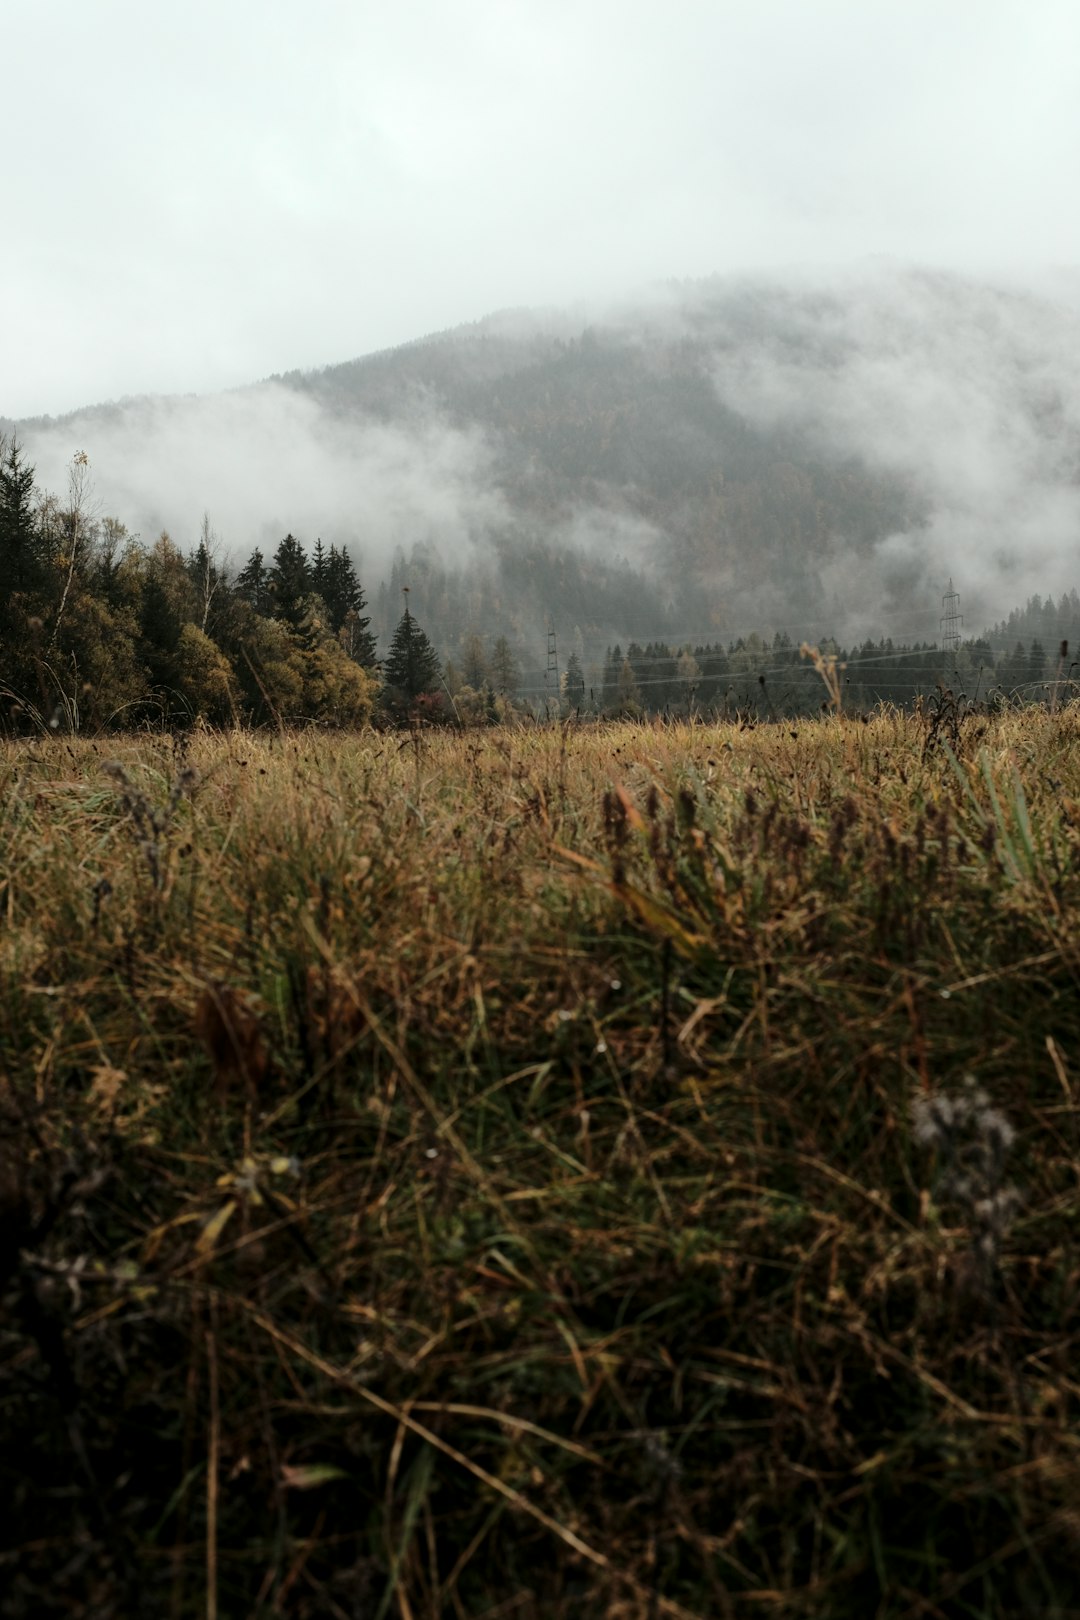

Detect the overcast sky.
[{"left": 5, "top": 0, "right": 1080, "bottom": 419}]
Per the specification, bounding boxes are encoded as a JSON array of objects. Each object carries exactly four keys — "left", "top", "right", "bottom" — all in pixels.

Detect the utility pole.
[{"left": 940, "top": 578, "right": 962, "bottom": 686}]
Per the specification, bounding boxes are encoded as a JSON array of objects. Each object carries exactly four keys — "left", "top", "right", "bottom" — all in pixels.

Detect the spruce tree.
[
  {"left": 383, "top": 601, "right": 441, "bottom": 700},
  {"left": 186, "top": 514, "right": 223, "bottom": 633},
  {"left": 235, "top": 548, "right": 271, "bottom": 614},
  {"left": 323, "top": 545, "right": 375, "bottom": 662},
  {"left": 563, "top": 652, "right": 585, "bottom": 709},
  {"left": 339, "top": 606, "right": 378, "bottom": 670},
  {"left": 311, "top": 537, "right": 328, "bottom": 597},
  {"left": 0, "top": 434, "right": 42, "bottom": 603},
  {"left": 269, "top": 534, "right": 311, "bottom": 628}
]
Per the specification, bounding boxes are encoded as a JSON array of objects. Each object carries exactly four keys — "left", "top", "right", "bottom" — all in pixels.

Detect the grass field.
[{"left": 2, "top": 705, "right": 1079, "bottom": 1618}]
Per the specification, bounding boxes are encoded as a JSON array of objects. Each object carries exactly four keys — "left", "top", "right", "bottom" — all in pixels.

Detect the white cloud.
[
  {"left": 5, "top": 0, "right": 1080, "bottom": 416},
  {"left": 21, "top": 385, "right": 510, "bottom": 578},
  {"left": 706, "top": 265, "right": 1080, "bottom": 630}
]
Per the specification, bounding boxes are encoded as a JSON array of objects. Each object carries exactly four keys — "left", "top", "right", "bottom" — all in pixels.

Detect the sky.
[{"left": 5, "top": 0, "right": 1080, "bottom": 420}]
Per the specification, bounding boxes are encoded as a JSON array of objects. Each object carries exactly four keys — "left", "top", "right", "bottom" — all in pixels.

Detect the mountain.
[{"left": 10, "top": 264, "right": 1080, "bottom": 664}]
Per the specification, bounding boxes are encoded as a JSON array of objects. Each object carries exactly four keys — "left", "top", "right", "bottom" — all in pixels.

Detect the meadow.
[{"left": 2, "top": 703, "right": 1079, "bottom": 1618}]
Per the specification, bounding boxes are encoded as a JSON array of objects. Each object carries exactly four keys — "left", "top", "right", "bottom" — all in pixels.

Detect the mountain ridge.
[{"left": 8, "top": 265, "right": 1080, "bottom": 655}]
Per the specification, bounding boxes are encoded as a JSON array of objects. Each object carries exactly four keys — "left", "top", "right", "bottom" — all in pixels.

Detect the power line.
[
  {"left": 582, "top": 643, "right": 948, "bottom": 682},
  {"left": 518, "top": 642, "right": 962, "bottom": 699}
]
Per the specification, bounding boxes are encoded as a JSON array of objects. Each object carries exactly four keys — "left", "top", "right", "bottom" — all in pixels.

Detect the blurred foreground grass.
[{"left": 2, "top": 707, "right": 1079, "bottom": 1618}]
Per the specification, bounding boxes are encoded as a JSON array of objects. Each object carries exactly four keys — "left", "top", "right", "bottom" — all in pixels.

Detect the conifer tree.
[
  {"left": 139, "top": 532, "right": 198, "bottom": 694},
  {"left": 323, "top": 545, "right": 375, "bottom": 662},
  {"left": 0, "top": 434, "right": 42, "bottom": 602},
  {"left": 383, "top": 598, "right": 442, "bottom": 700},
  {"left": 339, "top": 605, "right": 378, "bottom": 669},
  {"left": 187, "top": 514, "right": 223, "bottom": 632},
  {"left": 268, "top": 534, "right": 311, "bottom": 627},
  {"left": 235, "top": 548, "right": 271, "bottom": 614},
  {"left": 311, "top": 537, "right": 328, "bottom": 597}
]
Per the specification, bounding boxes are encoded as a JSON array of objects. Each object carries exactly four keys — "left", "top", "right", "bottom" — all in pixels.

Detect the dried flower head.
[{"left": 912, "top": 1077, "right": 1021, "bottom": 1294}]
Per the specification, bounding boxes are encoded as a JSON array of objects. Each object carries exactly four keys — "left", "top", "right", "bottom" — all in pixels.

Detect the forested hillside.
[
  {"left": 5, "top": 265, "right": 1080, "bottom": 727},
  {"left": 275, "top": 266, "right": 1080, "bottom": 650},
  {"left": 0, "top": 429, "right": 1072, "bottom": 731}
]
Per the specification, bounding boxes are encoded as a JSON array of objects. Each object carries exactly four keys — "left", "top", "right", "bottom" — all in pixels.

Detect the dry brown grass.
[{"left": 2, "top": 707, "right": 1080, "bottom": 1617}]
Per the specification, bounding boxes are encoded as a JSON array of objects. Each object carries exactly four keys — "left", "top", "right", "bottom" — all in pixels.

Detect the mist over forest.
[{"left": 7, "top": 263, "right": 1080, "bottom": 674}]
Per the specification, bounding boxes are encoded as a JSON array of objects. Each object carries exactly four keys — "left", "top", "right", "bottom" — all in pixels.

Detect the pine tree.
[
  {"left": 311, "top": 537, "right": 328, "bottom": 598},
  {"left": 0, "top": 434, "right": 42, "bottom": 603},
  {"left": 383, "top": 600, "right": 442, "bottom": 701},
  {"left": 187, "top": 514, "right": 223, "bottom": 633},
  {"left": 136, "top": 532, "right": 199, "bottom": 700},
  {"left": 339, "top": 606, "right": 378, "bottom": 670},
  {"left": 235, "top": 548, "right": 271, "bottom": 614},
  {"left": 563, "top": 652, "right": 585, "bottom": 709},
  {"left": 268, "top": 534, "right": 311, "bottom": 627},
  {"left": 323, "top": 545, "right": 375, "bottom": 664}
]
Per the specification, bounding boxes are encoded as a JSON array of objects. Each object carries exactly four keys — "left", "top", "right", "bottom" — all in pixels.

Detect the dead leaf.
[{"left": 280, "top": 1463, "right": 349, "bottom": 1489}]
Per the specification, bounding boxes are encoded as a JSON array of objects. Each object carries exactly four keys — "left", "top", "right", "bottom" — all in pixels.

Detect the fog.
[
  {"left": 6, "top": 0, "right": 1080, "bottom": 648},
  {"left": 10, "top": 263, "right": 1080, "bottom": 647},
  {"left": 698, "top": 266, "right": 1080, "bottom": 635},
  {"left": 16, "top": 385, "right": 510, "bottom": 579}
]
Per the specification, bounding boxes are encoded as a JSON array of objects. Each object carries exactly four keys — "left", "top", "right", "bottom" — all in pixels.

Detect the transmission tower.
[
  {"left": 940, "top": 578, "right": 962, "bottom": 683},
  {"left": 545, "top": 625, "right": 559, "bottom": 692}
]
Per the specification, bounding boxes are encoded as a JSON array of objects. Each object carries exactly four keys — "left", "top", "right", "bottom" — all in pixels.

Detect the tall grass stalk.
[{"left": 2, "top": 708, "right": 1079, "bottom": 1617}]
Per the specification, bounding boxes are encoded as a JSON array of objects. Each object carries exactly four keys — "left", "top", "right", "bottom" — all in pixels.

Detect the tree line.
[
  {"left": 0, "top": 437, "right": 444, "bottom": 730},
  {"left": 1, "top": 435, "right": 1071, "bottom": 732},
  {"left": 587, "top": 630, "right": 1067, "bottom": 718}
]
